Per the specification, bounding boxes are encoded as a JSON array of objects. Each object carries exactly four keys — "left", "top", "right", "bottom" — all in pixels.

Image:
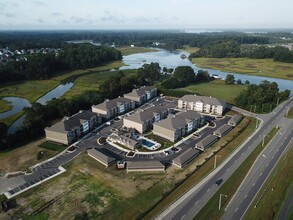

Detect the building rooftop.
[
  {"left": 172, "top": 148, "right": 200, "bottom": 166},
  {"left": 45, "top": 110, "right": 98, "bottom": 134},
  {"left": 180, "top": 94, "right": 226, "bottom": 106},
  {"left": 154, "top": 110, "right": 202, "bottom": 131},
  {"left": 228, "top": 114, "right": 243, "bottom": 125},
  {"left": 124, "top": 104, "right": 168, "bottom": 123},
  {"left": 124, "top": 86, "right": 156, "bottom": 98},
  {"left": 196, "top": 134, "right": 218, "bottom": 150},
  {"left": 127, "top": 160, "right": 165, "bottom": 169},
  {"left": 88, "top": 148, "right": 116, "bottom": 165},
  {"left": 214, "top": 124, "right": 232, "bottom": 136},
  {"left": 92, "top": 97, "right": 133, "bottom": 111}
]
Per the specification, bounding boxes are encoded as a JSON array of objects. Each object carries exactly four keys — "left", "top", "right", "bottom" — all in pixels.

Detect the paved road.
[
  {"left": 278, "top": 186, "right": 293, "bottom": 220},
  {"left": 156, "top": 97, "right": 293, "bottom": 220}
]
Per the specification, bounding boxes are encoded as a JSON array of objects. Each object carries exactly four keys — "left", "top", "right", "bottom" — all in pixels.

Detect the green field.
[
  {"left": 178, "top": 45, "right": 200, "bottom": 54},
  {"left": 0, "top": 110, "right": 23, "bottom": 126},
  {"left": 244, "top": 144, "right": 293, "bottom": 220},
  {"left": 191, "top": 57, "right": 293, "bottom": 80},
  {"left": 195, "top": 127, "right": 279, "bottom": 220},
  {"left": 177, "top": 80, "right": 247, "bottom": 104},
  {"left": 0, "top": 99, "right": 12, "bottom": 113},
  {"left": 63, "top": 69, "right": 138, "bottom": 98},
  {"left": 118, "top": 46, "right": 158, "bottom": 56}
]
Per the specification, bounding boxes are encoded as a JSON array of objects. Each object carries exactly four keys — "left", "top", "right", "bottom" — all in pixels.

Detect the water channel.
[{"left": 1, "top": 48, "right": 292, "bottom": 134}]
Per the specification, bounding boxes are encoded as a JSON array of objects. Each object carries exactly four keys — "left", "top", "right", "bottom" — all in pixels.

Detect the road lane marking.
[
  {"left": 235, "top": 207, "right": 238, "bottom": 212},
  {"left": 253, "top": 182, "right": 255, "bottom": 186},
  {"left": 245, "top": 194, "right": 247, "bottom": 198},
  {"left": 181, "top": 215, "right": 185, "bottom": 219},
  {"left": 260, "top": 172, "right": 262, "bottom": 176},
  {"left": 207, "top": 188, "right": 210, "bottom": 192}
]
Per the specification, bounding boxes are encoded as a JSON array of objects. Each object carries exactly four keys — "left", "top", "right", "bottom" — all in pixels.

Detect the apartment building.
[
  {"left": 92, "top": 97, "right": 135, "bottom": 119},
  {"left": 178, "top": 95, "right": 226, "bottom": 116},
  {"left": 153, "top": 110, "right": 205, "bottom": 142},
  {"left": 45, "top": 110, "right": 101, "bottom": 145},
  {"left": 123, "top": 105, "right": 169, "bottom": 133},
  {"left": 124, "top": 86, "right": 157, "bottom": 106}
]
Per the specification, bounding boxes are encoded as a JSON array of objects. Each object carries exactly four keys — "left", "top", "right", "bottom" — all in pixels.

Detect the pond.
[{"left": 0, "top": 97, "right": 31, "bottom": 119}]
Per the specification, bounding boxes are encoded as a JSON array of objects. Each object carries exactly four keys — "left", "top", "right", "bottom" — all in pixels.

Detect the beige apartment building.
[
  {"left": 178, "top": 95, "right": 226, "bottom": 116},
  {"left": 153, "top": 110, "right": 205, "bottom": 142},
  {"left": 45, "top": 110, "right": 101, "bottom": 145},
  {"left": 123, "top": 105, "right": 169, "bottom": 133},
  {"left": 124, "top": 86, "right": 157, "bottom": 106},
  {"left": 92, "top": 97, "right": 135, "bottom": 119}
]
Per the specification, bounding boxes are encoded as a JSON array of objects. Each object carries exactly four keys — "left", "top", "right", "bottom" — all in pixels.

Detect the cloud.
[
  {"left": 34, "top": 1, "right": 46, "bottom": 7},
  {"left": 2, "top": 13, "right": 14, "bottom": 18},
  {"left": 51, "top": 12, "right": 63, "bottom": 17},
  {"left": 38, "top": 18, "right": 45, "bottom": 23}
]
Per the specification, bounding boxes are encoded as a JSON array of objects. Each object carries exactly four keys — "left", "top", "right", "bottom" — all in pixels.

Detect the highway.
[{"left": 155, "top": 97, "right": 293, "bottom": 220}]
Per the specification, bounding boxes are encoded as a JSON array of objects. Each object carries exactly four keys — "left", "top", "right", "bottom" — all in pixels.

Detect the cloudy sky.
[{"left": 0, "top": 0, "right": 292, "bottom": 30}]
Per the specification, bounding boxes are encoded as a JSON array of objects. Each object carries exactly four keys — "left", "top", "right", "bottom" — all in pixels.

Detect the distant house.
[
  {"left": 213, "top": 124, "right": 232, "bottom": 138},
  {"left": 228, "top": 114, "right": 243, "bottom": 127},
  {"left": 126, "top": 161, "right": 165, "bottom": 172},
  {"left": 45, "top": 110, "right": 101, "bottom": 145},
  {"left": 195, "top": 135, "right": 218, "bottom": 151},
  {"left": 92, "top": 97, "right": 135, "bottom": 119},
  {"left": 87, "top": 148, "right": 116, "bottom": 167},
  {"left": 124, "top": 86, "right": 157, "bottom": 106},
  {"left": 178, "top": 95, "right": 226, "bottom": 116},
  {"left": 172, "top": 148, "right": 200, "bottom": 168},
  {"left": 123, "top": 104, "right": 168, "bottom": 133},
  {"left": 153, "top": 110, "right": 205, "bottom": 142}
]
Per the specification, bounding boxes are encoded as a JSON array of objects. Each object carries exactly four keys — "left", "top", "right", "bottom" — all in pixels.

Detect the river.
[{"left": 2, "top": 48, "right": 293, "bottom": 134}]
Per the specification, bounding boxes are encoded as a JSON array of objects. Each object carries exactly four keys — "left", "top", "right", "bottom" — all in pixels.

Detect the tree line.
[{"left": 0, "top": 43, "right": 122, "bottom": 83}]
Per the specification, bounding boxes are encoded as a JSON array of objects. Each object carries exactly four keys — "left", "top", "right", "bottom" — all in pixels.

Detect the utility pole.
[
  {"left": 219, "top": 194, "right": 228, "bottom": 210},
  {"left": 214, "top": 155, "right": 221, "bottom": 169},
  {"left": 255, "top": 119, "right": 259, "bottom": 129}
]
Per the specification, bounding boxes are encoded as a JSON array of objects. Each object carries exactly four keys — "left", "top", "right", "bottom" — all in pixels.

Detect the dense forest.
[{"left": 0, "top": 43, "right": 122, "bottom": 83}]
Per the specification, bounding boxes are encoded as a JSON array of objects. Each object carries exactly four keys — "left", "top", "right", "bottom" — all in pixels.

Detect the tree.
[
  {"left": 196, "top": 70, "right": 210, "bottom": 82},
  {"left": 173, "top": 66, "right": 196, "bottom": 85},
  {"left": 167, "top": 68, "right": 174, "bottom": 74},
  {"left": 162, "top": 67, "right": 168, "bottom": 74},
  {"left": 137, "top": 62, "right": 161, "bottom": 84},
  {"left": 245, "top": 80, "right": 250, "bottom": 85},
  {"left": 225, "top": 74, "right": 235, "bottom": 85},
  {"left": 237, "top": 79, "right": 242, "bottom": 84}
]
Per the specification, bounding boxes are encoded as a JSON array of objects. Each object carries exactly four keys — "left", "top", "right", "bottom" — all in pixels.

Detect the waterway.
[{"left": 3, "top": 48, "right": 293, "bottom": 134}]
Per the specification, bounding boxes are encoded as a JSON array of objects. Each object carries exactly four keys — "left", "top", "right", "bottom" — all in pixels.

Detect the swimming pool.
[{"left": 141, "top": 139, "right": 155, "bottom": 148}]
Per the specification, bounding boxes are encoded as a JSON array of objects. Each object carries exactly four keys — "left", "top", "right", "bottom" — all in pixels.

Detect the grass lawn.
[
  {"left": 285, "top": 107, "right": 293, "bottom": 118},
  {"left": 0, "top": 152, "right": 171, "bottom": 220},
  {"left": 143, "top": 117, "right": 255, "bottom": 219},
  {"left": 191, "top": 57, "right": 293, "bottom": 80},
  {"left": 244, "top": 144, "right": 293, "bottom": 220},
  {"left": 194, "top": 127, "right": 279, "bottom": 220},
  {"left": 63, "top": 69, "right": 138, "bottom": 98},
  {"left": 0, "top": 99, "right": 12, "bottom": 113},
  {"left": 178, "top": 80, "right": 247, "bottom": 104},
  {"left": 178, "top": 45, "right": 200, "bottom": 54},
  {"left": 118, "top": 46, "right": 158, "bottom": 56},
  {"left": 0, "top": 138, "right": 58, "bottom": 172},
  {"left": 39, "top": 142, "right": 67, "bottom": 153},
  {"left": 0, "top": 110, "right": 23, "bottom": 126}
]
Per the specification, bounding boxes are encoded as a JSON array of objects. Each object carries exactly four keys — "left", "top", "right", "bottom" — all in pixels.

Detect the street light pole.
[{"left": 219, "top": 194, "right": 228, "bottom": 210}]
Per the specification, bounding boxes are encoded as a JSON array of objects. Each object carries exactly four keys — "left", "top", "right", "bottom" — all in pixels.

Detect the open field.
[
  {"left": 178, "top": 80, "right": 247, "bottom": 104},
  {"left": 195, "top": 127, "right": 279, "bottom": 220},
  {"left": 244, "top": 144, "right": 293, "bottom": 220},
  {"left": 0, "top": 99, "right": 12, "bottom": 113},
  {"left": 118, "top": 46, "right": 158, "bottom": 56},
  {"left": 191, "top": 57, "right": 293, "bottom": 80},
  {"left": 179, "top": 45, "right": 200, "bottom": 54},
  {"left": 285, "top": 107, "right": 293, "bottom": 118},
  {"left": 0, "top": 153, "right": 172, "bottom": 220},
  {"left": 143, "top": 116, "right": 255, "bottom": 219},
  {"left": 0, "top": 138, "right": 58, "bottom": 172},
  {"left": 63, "top": 69, "right": 138, "bottom": 98},
  {"left": 0, "top": 111, "right": 23, "bottom": 126}
]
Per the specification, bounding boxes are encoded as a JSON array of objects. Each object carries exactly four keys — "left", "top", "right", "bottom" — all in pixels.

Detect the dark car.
[{"left": 216, "top": 178, "right": 223, "bottom": 186}]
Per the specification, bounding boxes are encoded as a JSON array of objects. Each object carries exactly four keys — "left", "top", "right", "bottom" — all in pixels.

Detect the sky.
[{"left": 0, "top": 0, "right": 292, "bottom": 30}]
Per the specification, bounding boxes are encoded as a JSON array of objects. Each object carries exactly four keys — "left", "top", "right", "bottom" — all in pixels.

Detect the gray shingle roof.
[
  {"left": 196, "top": 134, "right": 218, "bottom": 150},
  {"left": 173, "top": 148, "right": 200, "bottom": 166},
  {"left": 127, "top": 161, "right": 165, "bottom": 170},
  {"left": 92, "top": 97, "right": 133, "bottom": 111},
  {"left": 228, "top": 114, "right": 243, "bottom": 125},
  {"left": 153, "top": 110, "right": 202, "bottom": 131},
  {"left": 125, "top": 86, "right": 156, "bottom": 98},
  {"left": 88, "top": 148, "right": 116, "bottom": 165},
  {"left": 213, "top": 124, "right": 232, "bottom": 136},
  {"left": 180, "top": 95, "right": 226, "bottom": 106},
  {"left": 45, "top": 110, "right": 98, "bottom": 134},
  {"left": 124, "top": 105, "right": 168, "bottom": 123}
]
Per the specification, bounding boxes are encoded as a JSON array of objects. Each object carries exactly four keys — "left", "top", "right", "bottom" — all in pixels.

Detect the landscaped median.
[{"left": 194, "top": 126, "right": 279, "bottom": 220}]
